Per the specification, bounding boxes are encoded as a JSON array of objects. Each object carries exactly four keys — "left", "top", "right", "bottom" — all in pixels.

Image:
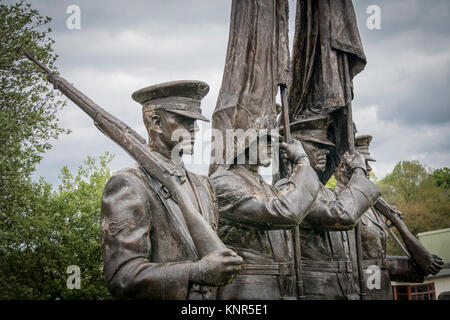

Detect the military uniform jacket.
[
  {"left": 210, "top": 164, "right": 320, "bottom": 300},
  {"left": 299, "top": 173, "right": 380, "bottom": 300},
  {"left": 359, "top": 207, "right": 393, "bottom": 299},
  {"left": 360, "top": 207, "right": 423, "bottom": 300},
  {"left": 101, "top": 163, "right": 218, "bottom": 300}
]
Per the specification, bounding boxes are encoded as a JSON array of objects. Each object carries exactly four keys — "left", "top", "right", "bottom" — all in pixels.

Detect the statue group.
[{"left": 27, "top": 0, "right": 443, "bottom": 300}]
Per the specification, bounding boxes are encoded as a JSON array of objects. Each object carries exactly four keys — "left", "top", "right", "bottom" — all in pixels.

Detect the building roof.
[{"left": 418, "top": 228, "right": 450, "bottom": 264}]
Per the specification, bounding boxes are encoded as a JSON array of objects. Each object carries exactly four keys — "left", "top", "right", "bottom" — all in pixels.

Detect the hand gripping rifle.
[
  {"left": 24, "top": 52, "right": 226, "bottom": 257},
  {"left": 373, "top": 197, "right": 441, "bottom": 275}
]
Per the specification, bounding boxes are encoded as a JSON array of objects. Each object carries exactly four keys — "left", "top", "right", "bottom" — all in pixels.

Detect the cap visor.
[
  {"left": 166, "top": 109, "right": 210, "bottom": 122},
  {"left": 303, "top": 137, "right": 335, "bottom": 147}
]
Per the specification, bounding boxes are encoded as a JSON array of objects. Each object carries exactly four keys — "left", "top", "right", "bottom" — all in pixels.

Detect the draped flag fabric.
[
  {"left": 209, "top": 0, "right": 290, "bottom": 175},
  {"left": 288, "top": 0, "right": 367, "bottom": 183}
]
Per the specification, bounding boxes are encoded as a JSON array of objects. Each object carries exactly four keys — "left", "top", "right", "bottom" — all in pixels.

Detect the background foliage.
[
  {"left": 0, "top": 0, "right": 68, "bottom": 211},
  {"left": 377, "top": 161, "right": 450, "bottom": 255},
  {"left": 0, "top": 153, "right": 113, "bottom": 299},
  {"left": 0, "top": 1, "right": 111, "bottom": 299}
]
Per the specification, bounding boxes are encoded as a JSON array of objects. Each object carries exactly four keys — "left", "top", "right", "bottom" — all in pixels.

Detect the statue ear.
[{"left": 152, "top": 114, "right": 162, "bottom": 133}]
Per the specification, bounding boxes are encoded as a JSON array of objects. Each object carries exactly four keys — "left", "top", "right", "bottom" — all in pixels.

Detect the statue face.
[
  {"left": 302, "top": 140, "right": 329, "bottom": 173},
  {"left": 151, "top": 110, "right": 199, "bottom": 156}
]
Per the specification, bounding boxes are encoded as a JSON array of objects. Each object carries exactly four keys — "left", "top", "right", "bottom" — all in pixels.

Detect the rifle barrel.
[
  {"left": 24, "top": 52, "right": 227, "bottom": 258},
  {"left": 24, "top": 52, "right": 52, "bottom": 74}
]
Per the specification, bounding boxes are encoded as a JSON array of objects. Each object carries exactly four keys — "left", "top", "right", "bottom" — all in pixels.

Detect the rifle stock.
[{"left": 25, "top": 52, "right": 226, "bottom": 257}]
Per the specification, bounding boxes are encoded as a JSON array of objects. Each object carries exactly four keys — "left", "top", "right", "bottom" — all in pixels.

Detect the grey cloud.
[
  {"left": 355, "top": 0, "right": 450, "bottom": 42},
  {"left": 23, "top": 0, "right": 230, "bottom": 32}
]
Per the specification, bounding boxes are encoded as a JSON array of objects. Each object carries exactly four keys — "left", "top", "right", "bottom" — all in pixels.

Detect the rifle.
[
  {"left": 24, "top": 52, "right": 226, "bottom": 258},
  {"left": 374, "top": 197, "right": 440, "bottom": 275}
]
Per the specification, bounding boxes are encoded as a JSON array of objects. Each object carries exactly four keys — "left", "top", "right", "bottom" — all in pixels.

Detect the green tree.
[
  {"left": 0, "top": 153, "right": 114, "bottom": 299},
  {"left": 378, "top": 161, "right": 450, "bottom": 255},
  {"left": 0, "top": 1, "right": 68, "bottom": 223},
  {"left": 432, "top": 167, "right": 450, "bottom": 190},
  {"left": 0, "top": 2, "right": 113, "bottom": 299}
]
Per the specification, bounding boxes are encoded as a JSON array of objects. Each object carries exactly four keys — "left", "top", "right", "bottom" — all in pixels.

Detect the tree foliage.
[
  {"left": 0, "top": 0, "right": 68, "bottom": 221},
  {"left": 377, "top": 161, "right": 450, "bottom": 255},
  {"left": 0, "top": 153, "right": 114, "bottom": 299},
  {"left": 432, "top": 167, "right": 450, "bottom": 190}
]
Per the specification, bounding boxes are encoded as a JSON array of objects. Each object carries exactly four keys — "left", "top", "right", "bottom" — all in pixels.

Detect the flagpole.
[
  {"left": 280, "top": 84, "right": 305, "bottom": 300},
  {"left": 343, "top": 55, "right": 367, "bottom": 300}
]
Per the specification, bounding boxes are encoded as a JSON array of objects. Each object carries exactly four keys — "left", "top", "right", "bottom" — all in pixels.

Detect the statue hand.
[
  {"left": 280, "top": 140, "right": 309, "bottom": 165},
  {"left": 343, "top": 151, "right": 367, "bottom": 175},
  {"left": 190, "top": 249, "right": 243, "bottom": 286},
  {"left": 425, "top": 254, "right": 444, "bottom": 276}
]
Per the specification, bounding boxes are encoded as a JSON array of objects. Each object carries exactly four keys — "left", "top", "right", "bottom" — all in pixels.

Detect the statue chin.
[{"left": 314, "top": 163, "right": 326, "bottom": 173}]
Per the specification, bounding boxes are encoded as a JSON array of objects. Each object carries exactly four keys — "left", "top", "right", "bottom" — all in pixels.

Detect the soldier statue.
[
  {"left": 287, "top": 116, "right": 380, "bottom": 300},
  {"left": 100, "top": 81, "right": 242, "bottom": 299},
  {"left": 209, "top": 132, "right": 321, "bottom": 300},
  {"left": 335, "top": 135, "right": 444, "bottom": 299}
]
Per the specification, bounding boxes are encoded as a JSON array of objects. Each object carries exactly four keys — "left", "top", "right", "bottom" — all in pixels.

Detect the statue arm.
[
  {"left": 302, "top": 172, "right": 380, "bottom": 230},
  {"left": 212, "top": 165, "right": 320, "bottom": 230},
  {"left": 101, "top": 172, "right": 192, "bottom": 299},
  {"left": 387, "top": 256, "right": 425, "bottom": 283}
]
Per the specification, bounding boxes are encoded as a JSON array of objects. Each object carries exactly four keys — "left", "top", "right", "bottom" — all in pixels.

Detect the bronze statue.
[
  {"left": 100, "top": 81, "right": 244, "bottom": 299},
  {"left": 24, "top": 0, "right": 443, "bottom": 300},
  {"left": 287, "top": 116, "right": 380, "bottom": 300},
  {"left": 209, "top": 0, "right": 290, "bottom": 175},
  {"left": 336, "top": 135, "right": 444, "bottom": 300},
  {"left": 208, "top": 0, "right": 325, "bottom": 300},
  {"left": 24, "top": 53, "right": 243, "bottom": 300},
  {"left": 289, "top": 0, "right": 367, "bottom": 183},
  {"left": 289, "top": 0, "right": 366, "bottom": 118},
  {"left": 210, "top": 133, "right": 320, "bottom": 300}
]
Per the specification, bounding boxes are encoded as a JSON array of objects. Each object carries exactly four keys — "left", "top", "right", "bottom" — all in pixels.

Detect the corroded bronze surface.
[{"left": 99, "top": 81, "right": 243, "bottom": 299}]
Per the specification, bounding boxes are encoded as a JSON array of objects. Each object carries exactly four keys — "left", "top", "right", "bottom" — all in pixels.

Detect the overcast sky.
[{"left": 13, "top": 0, "right": 449, "bottom": 184}]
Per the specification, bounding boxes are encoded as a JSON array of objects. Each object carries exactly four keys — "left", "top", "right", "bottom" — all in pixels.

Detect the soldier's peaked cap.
[
  {"left": 355, "top": 135, "right": 376, "bottom": 162},
  {"left": 132, "top": 80, "right": 210, "bottom": 122},
  {"left": 284, "top": 115, "right": 335, "bottom": 147}
]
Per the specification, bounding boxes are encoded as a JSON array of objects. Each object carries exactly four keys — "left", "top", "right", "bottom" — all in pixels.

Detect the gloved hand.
[
  {"left": 190, "top": 249, "right": 243, "bottom": 286},
  {"left": 280, "top": 140, "right": 309, "bottom": 165},
  {"left": 343, "top": 151, "right": 367, "bottom": 175}
]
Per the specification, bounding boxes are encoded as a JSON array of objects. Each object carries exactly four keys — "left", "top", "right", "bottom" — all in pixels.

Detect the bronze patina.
[
  {"left": 340, "top": 135, "right": 444, "bottom": 300},
  {"left": 24, "top": 0, "right": 444, "bottom": 301}
]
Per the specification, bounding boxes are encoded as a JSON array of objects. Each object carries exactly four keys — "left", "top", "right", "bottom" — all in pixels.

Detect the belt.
[
  {"left": 240, "top": 262, "right": 295, "bottom": 276},
  {"left": 302, "top": 260, "right": 353, "bottom": 273},
  {"left": 362, "top": 258, "right": 388, "bottom": 269}
]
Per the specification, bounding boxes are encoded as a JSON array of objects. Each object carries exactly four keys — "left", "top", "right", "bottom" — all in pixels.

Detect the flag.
[{"left": 209, "top": 0, "right": 290, "bottom": 175}]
